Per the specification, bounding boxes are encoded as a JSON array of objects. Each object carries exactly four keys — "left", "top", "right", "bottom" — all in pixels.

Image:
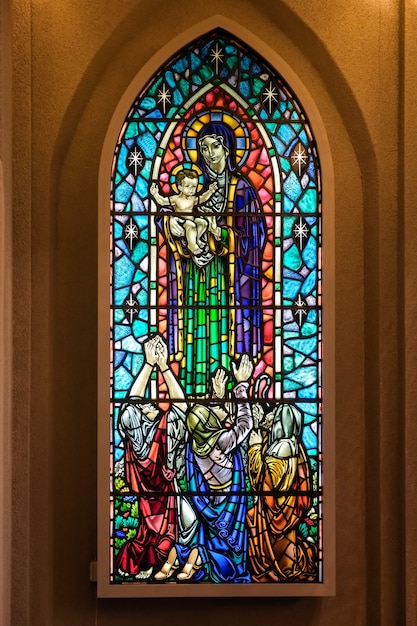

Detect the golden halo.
[
  {"left": 169, "top": 163, "right": 204, "bottom": 194},
  {"left": 181, "top": 109, "right": 250, "bottom": 167}
]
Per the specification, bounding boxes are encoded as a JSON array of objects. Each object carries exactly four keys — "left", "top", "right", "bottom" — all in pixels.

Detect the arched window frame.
[{"left": 97, "top": 16, "right": 335, "bottom": 598}]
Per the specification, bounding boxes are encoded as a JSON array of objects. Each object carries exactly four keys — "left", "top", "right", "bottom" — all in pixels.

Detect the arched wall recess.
[{"left": 98, "top": 16, "right": 335, "bottom": 598}]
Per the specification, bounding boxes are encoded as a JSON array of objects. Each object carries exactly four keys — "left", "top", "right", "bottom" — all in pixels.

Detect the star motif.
[
  {"left": 127, "top": 147, "right": 144, "bottom": 176},
  {"left": 124, "top": 217, "right": 139, "bottom": 251},
  {"left": 125, "top": 295, "right": 138, "bottom": 325},
  {"left": 210, "top": 42, "right": 224, "bottom": 74},
  {"left": 157, "top": 83, "right": 171, "bottom": 115},
  {"left": 294, "top": 294, "right": 307, "bottom": 327},
  {"left": 291, "top": 144, "right": 308, "bottom": 177},
  {"left": 293, "top": 216, "right": 309, "bottom": 250},
  {"left": 262, "top": 81, "right": 279, "bottom": 115}
]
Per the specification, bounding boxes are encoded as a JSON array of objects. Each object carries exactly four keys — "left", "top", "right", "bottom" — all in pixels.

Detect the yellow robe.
[{"left": 247, "top": 440, "right": 317, "bottom": 582}]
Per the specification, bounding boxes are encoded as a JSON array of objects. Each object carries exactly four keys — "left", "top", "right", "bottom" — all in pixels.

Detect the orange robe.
[{"left": 247, "top": 441, "right": 317, "bottom": 582}]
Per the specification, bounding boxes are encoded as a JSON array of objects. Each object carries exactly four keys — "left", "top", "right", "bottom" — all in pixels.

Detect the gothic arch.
[{"left": 98, "top": 18, "right": 335, "bottom": 597}]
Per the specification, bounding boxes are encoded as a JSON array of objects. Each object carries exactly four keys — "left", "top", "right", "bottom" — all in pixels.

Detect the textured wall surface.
[{"left": 4, "top": 0, "right": 415, "bottom": 624}]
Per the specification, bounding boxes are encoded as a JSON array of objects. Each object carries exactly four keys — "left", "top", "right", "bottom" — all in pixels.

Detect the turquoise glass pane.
[{"left": 108, "top": 28, "right": 323, "bottom": 587}]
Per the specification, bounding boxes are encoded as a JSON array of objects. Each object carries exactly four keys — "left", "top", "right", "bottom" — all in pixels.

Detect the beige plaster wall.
[{"left": 6, "top": 0, "right": 414, "bottom": 624}]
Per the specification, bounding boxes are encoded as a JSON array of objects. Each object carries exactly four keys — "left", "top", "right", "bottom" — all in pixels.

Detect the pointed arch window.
[{"left": 98, "top": 25, "right": 334, "bottom": 597}]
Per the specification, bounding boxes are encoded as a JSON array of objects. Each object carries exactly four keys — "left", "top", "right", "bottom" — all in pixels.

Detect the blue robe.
[{"left": 176, "top": 442, "right": 251, "bottom": 583}]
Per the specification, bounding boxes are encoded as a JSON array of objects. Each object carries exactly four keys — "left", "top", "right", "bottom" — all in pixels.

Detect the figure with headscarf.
[
  {"left": 154, "top": 355, "right": 254, "bottom": 583},
  {"left": 116, "top": 336, "right": 189, "bottom": 579},
  {"left": 246, "top": 403, "right": 317, "bottom": 582},
  {"left": 155, "top": 120, "right": 266, "bottom": 396}
]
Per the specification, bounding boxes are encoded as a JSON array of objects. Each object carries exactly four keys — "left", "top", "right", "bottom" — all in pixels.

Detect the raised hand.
[
  {"left": 212, "top": 368, "right": 228, "bottom": 399},
  {"left": 144, "top": 337, "right": 158, "bottom": 366},
  {"left": 231, "top": 354, "right": 254, "bottom": 383},
  {"left": 155, "top": 335, "right": 169, "bottom": 370}
]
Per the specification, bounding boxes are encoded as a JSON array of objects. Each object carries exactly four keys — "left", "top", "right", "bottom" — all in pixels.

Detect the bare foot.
[
  {"left": 135, "top": 566, "right": 153, "bottom": 580},
  {"left": 154, "top": 547, "right": 179, "bottom": 581},
  {"left": 177, "top": 548, "right": 202, "bottom": 581}
]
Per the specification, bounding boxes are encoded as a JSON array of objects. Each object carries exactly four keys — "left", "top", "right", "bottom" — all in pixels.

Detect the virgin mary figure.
[{"left": 156, "top": 119, "right": 267, "bottom": 396}]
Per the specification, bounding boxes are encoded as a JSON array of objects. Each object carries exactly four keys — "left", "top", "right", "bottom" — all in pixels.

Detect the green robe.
[{"left": 181, "top": 236, "right": 229, "bottom": 396}]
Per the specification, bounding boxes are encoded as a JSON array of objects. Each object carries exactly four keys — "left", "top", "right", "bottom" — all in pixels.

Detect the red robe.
[{"left": 116, "top": 412, "right": 177, "bottom": 575}]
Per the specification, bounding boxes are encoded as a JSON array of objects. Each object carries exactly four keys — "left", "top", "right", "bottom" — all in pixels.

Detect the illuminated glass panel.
[{"left": 109, "top": 29, "right": 322, "bottom": 588}]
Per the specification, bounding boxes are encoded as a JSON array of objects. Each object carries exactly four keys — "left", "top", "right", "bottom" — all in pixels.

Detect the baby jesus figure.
[{"left": 150, "top": 169, "right": 220, "bottom": 255}]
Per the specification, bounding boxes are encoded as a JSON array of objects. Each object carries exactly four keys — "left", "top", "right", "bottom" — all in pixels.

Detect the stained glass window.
[{"left": 101, "top": 28, "right": 330, "bottom": 596}]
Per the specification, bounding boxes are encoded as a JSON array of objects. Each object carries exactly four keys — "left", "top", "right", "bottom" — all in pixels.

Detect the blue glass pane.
[{"left": 108, "top": 28, "right": 323, "bottom": 587}]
